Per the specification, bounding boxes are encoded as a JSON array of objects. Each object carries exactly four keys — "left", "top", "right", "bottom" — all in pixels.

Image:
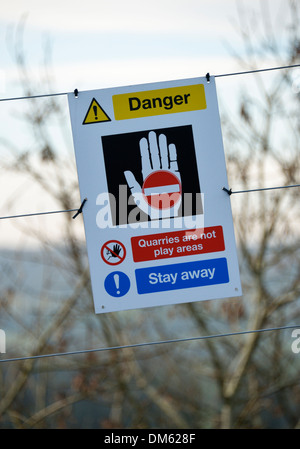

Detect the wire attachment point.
[
  {"left": 223, "top": 187, "right": 232, "bottom": 196},
  {"left": 206, "top": 73, "right": 210, "bottom": 83},
  {"left": 74, "top": 89, "right": 79, "bottom": 98},
  {"left": 73, "top": 198, "right": 87, "bottom": 219}
]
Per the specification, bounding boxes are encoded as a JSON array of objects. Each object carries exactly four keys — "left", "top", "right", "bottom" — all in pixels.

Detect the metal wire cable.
[
  {"left": 0, "top": 208, "right": 78, "bottom": 220},
  {"left": 214, "top": 63, "right": 300, "bottom": 78},
  {"left": 0, "top": 198, "right": 87, "bottom": 220},
  {"left": 0, "top": 63, "right": 299, "bottom": 103},
  {"left": 0, "top": 183, "right": 299, "bottom": 221},
  {"left": 0, "top": 324, "right": 299, "bottom": 364},
  {"left": 0, "top": 91, "right": 69, "bottom": 103},
  {"left": 222, "top": 184, "right": 300, "bottom": 196}
]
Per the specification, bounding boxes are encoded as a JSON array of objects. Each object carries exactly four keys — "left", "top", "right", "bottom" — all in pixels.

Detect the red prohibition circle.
[
  {"left": 101, "top": 240, "right": 126, "bottom": 265},
  {"left": 142, "top": 170, "right": 181, "bottom": 210}
]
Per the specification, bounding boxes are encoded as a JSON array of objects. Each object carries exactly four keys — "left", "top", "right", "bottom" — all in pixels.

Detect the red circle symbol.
[
  {"left": 101, "top": 240, "right": 126, "bottom": 265},
  {"left": 142, "top": 170, "right": 181, "bottom": 210}
]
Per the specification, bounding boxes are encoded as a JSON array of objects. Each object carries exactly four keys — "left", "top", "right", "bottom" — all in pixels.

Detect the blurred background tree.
[{"left": 0, "top": 0, "right": 299, "bottom": 428}]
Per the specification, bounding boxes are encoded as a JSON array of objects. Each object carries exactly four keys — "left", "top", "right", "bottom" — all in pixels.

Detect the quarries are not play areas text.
[{"left": 131, "top": 226, "right": 225, "bottom": 262}]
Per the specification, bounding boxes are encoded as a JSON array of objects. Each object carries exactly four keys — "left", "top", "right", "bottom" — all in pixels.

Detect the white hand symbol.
[{"left": 124, "top": 131, "right": 181, "bottom": 220}]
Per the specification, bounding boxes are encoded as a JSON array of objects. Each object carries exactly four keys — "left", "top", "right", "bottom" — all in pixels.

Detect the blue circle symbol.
[{"left": 104, "top": 271, "right": 130, "bottom": 298}]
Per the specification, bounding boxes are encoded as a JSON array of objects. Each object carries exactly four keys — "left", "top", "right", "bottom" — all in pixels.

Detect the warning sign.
[
  {"left": 112, "top": 84, "right": 206, "bottom": 120},
  {"left": 131, "top": 226, "right": 225, "bottom": 262},
  {"left": 101, "top": 126, "right": 201, "bottom": 226},
  {"left": 83, "top": 98, "right": 111, "bottom": 124},
  {"left": 142, "top": 170, "right": 181, "bottom": 210},
  {"left": 68, "top": 76, "right": 242, "bottom": 314},
  {"left": 101, "top": 240, "right": 126, "bottom": 265},
  {"left": 104, "top": 271, "right": 131, "bottom": 297},
  {"left": 136, "top": 258, "right": 229, "bottom": 294}
]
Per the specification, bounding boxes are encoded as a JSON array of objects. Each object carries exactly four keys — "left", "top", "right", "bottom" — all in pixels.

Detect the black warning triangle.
[{"left": 82, "top": 98, "right": 111, "bottom": 124}]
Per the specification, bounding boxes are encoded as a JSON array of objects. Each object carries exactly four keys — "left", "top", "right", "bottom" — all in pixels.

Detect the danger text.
[{"left": 129, "top": 93, "right": 191, "bottom": 111}]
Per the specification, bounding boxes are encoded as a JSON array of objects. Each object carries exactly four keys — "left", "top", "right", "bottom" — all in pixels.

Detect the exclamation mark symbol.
[
  {"left": 114, "top": 273, "right": 120, "bottom": 295},
  {"left": 93, "top": 104, "right": 98, "bottom": 121}
]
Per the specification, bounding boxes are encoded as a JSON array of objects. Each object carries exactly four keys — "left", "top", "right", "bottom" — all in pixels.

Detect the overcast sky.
[{"left": 0, "top": 0, "right": 289, "bottom": 93}]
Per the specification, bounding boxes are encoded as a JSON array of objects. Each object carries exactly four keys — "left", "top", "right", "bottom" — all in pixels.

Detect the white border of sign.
[{"left": 68, "top": 76, "right": 242, "bottom": 314}]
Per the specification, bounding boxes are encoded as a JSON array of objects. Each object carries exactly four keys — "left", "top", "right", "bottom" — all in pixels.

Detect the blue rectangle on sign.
[{"left": 135, "top": 257, "right": 229, "bottom": 294}]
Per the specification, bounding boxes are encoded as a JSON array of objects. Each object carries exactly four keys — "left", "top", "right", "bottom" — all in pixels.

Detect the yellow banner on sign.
[{"left": 112, "top": 84, "right": 206, "bottom": 120}]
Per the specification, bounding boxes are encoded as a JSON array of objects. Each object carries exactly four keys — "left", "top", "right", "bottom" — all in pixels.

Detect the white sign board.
[{"left": 68, "top": 76, "right": 242, "bottom": 314}]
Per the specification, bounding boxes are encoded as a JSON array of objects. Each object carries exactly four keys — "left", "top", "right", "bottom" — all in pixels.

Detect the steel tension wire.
[
  {"left": 0, "top": 64, "right": 300, "bottom": 103},
  {"left": 0, "top": 324, "right": 299, "bottom": 363}
]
